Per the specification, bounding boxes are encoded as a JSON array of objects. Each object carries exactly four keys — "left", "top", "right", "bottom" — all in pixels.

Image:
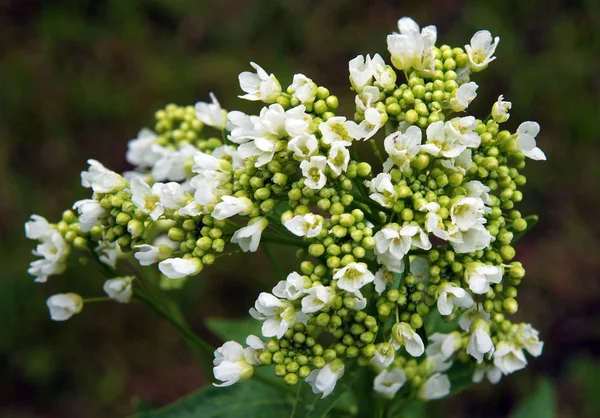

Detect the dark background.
[{"left": 1, "top": 0, "right": 599, "bottom": 417}]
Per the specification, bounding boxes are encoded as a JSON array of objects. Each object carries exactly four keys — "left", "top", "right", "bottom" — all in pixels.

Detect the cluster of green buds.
[{"left": 26, "top": 15, "right": 546, "bottom": 404}]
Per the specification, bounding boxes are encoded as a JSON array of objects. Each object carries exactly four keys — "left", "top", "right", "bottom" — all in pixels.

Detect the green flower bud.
[
  {"left": 500, "top": 245, "right": 516, "bottom": 261},
  {"left": 356, "top": 162, "right": 372, "bottom": 178},
  {"left": 503, "top": 298, "right": 519, "bottom": 314}
]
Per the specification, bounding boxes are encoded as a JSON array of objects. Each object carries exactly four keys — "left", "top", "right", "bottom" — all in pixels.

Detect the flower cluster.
[{"left": 26, "top": 16, "right": 545, "bottom": 403}]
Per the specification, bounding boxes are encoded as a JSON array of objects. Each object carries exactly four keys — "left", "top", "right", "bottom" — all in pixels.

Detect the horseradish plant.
[{"left": 26, "top": 15, "right": 545, "bottom": 413}]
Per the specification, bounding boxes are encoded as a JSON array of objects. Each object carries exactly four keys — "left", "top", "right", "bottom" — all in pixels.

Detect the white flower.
[
  {"left": 238, "top": 62, "right": 281, "bottom": 103},
  {"left": 290, "top": 74, "right": 317, "bottom": 103},
  {"left": 390, "top": 322, "right": 424, "bottom": 356},
  {"left": 426, "top": 332, "right": 462, "bottom": 371},
  {"left": 366, "top": 173, "right": 396, "bottom": 208},
  {"left": 288, "top": 134, "right": 319, "bottom": 160},
  {"left": 437, "top": 283, "right": 474, "bottom": 316},
  {"left": 473, "top": 365, "right": 502, "bottom": 384},
  {"left": 383, "top": 126, "right": 422, "bottom": 171},
  {"left": 450, "top": 224, "right": 494, "bottom": 254},
  {"left": 226, "top": 111, "right": 256, "bottom": 144},
  {"left": 370, "top": 54, "right": 397, "bottom": 90},
  {"left": 28, "top": 230, "right": 68, "bottom": 283},
  {"left": 465, "top": 30, "right": 500, "bottom": 71},
  {"left": 464, "top": 180, "right": 492, "bottom": 205},
  {"left": 466, "top": 319, "right": 494, "bottom": 363},
  {"left": 231, "top": 217, "right": 268, "bottom": 252},
  {"left": 25, "top": 215, "right": 53, "bottom": 240},
  {"left": 374, "top": 368, "right": 406, "bottom": 398},
  {"left": 154, "top": 182, "right": 187, "bottom": 210},
  {"left": 333, "top": 263, "right": 375, "bottom": 292},
  {"left": 355, "top": 107, "right": 387, "bottom": 140},
  {"left": 250, "top": 292, "right": 300, "bottom": 339},
  {"left": 96, "top": 242, "right": 119, "bottom": 268},
  {"left": 47, "top": 293, "right": 83, "bottom": 321},
  {"left": 130, "top": 177, "right": 163, "bottom": 221},
  {"left": 450, "top": 197, "right": 486, "bottom": 231},
  {"left": 151, "top": 145, "right": 197, "bottom": 182},
  {"left": 158, "top": 257, "right": 202, "bottom": 279},
  {"left": 374, "top": 224, "right": 428, "bottom": 273},
  {"left": 244, "top": 335, "right": 265, "bottom": 365},
  {"left": 355, "top": 86, "right": 380, "bottom": 113},
  {"left": 126, "top": 128, "right": 165, "bottom": 168},
  {"left": 515, "top": 122, "right": 546, "bottom": 160},
  {"left": 371, "top": 342, "right": 396, "bottom": 369},
  {"left": 418, "top": 373, "right": 451, "bottom": 400},
  {"left": 284, "top": 213, "right": 324, "bottom": 238},
  {"left": 387, "top": 17, "right": 437, "bottom": 72},
  {"left": 459, "top": 303, "right": 490, "bottom": 332},
  {"left": 213, "top": 341, "right": 254, "bottom": 387},
  {"left": 349, "top": 55, "right": 374, "bottom": 92},
  {"left": 465, "top": 263, "right": 502, "bottom": 294},
  {"left": 422, "top": 121, "right": 470, "bottom": 158},
  {"left": 441, "top": 149, "right": 473, "bottom": 175},
  {"left": 103, "top": 276, "right": 134, "bottom": 303},
  {"left": 516, "top": 323, "right": 544, "bottom": 357},
  {"left": 190, "top": 152, "right": 231, "bottom": 205},
  {"left": 300, "top": 156, "right": 327, "bottom": 190},
  {"left": 374, "top": 269, "right": 394, "bottom": 295},
  {"left": 211, "top": 196, "right": 253, "bottom": 220},
  {"left": 133, "top": 244, "right": 161, "bottom": 266},
  {"left": 327, "top": 142, "right": 350, "bottom": 176},
  {"left": 273, "top": 272, "right": 309, "bottom": 300},
  {"left": 492, "top": 95, "right": 512, "bottom": 123},
  {"left": 195, "top": 92, "right": 227, "bottom": 129},
  {"left": 81, "top": 159, "right": 126, "bottom": 193},
  {"left": 301, "top": 285, "right": 334, "bottom": 314},
  {"left": 305, "top": 360, "right": 344, "bottom": 399},
  {"left": 451, "top": 82, "right": 478, "bottom": 112},
  {"left": 73, "top": 199, "right": 106, "bottom": 232},
  {"left": 493, "top": 342, "right": 527, "bottom": 375},
  {"left": 319, "top": 116, "right": 364, "bottom": 145}
]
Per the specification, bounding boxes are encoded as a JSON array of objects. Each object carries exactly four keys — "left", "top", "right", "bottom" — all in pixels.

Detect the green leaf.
[
  {"left": 510, "top": 378, "right": 555, "bottom": 418},
  {"left": 446, "top": 362, "right": 475, "bottom": 395},
  {"left": 130, "top": 380, "right": 294, "bottom": 418},
  {"left": 206, "top": 317, "right": 262, "bottom": 344},
  {"left": 289, "top": 366, "right": 359, "bottom": 418}
]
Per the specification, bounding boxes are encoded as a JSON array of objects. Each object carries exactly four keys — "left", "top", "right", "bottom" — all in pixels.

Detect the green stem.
[
  {"left": 264, "top": 244, "right": 284, "bottom": 279},
  {"left": 83, "top": 297, "right": 111, "bottom": 303},
  {"left": 262, "top": 235, "right": 309, "bottom": 248},
  {"left": 369, "top": 139, "right": 384, "bottom": 164}
]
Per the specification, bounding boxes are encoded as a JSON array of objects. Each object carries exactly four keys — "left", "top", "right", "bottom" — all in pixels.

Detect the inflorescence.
[{"left": 26, "top": 17, "right": 545, "bottom": 401}]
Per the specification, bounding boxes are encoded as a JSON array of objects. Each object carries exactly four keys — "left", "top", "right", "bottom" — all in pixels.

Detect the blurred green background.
[{"left": 1, "top": 0, "right": 599, "bottom": 416}]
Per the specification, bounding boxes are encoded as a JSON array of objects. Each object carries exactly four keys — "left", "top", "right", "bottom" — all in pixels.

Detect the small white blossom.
[
  {"left": 410, "top": 256, "right": 430, "bottom": 284},
  {"left": 370, "top": 54, "right": 397, "bottom": 90},
  {"left": 473, "top": 365, "right": 502, "bottom": 384},
  {"left": 211, "top": 196, "right": 253, "bottom": 220},
  {"left": 459, "top": 304, "right": 490, "bottom": 332},
  {"left": 300, "top": 156, "right": 327, "bottom": 190},
  {"left": 451, "top": 82, "right": 478, "bottom": 112},
  {"left": 319, "top": 116, "right": 364, "bottom": 145},
  {"left": 195, "top": 92, "right": 227, "bottom": 129},
  {"left": 231, "top": 217, "right": 268, "bottom": 252},
  {"left": 130, "top": 177, "right": 163, "bottom": 221},
  {"left": 387, "top": 17, "right": 437, "bottom": 72},
  {"left": 492, "top": 95, "right": 512, "bottom": 123},
  {"left": 441, "top": 149, "right": 473, "bottom": 175},
  {"left": 327, "top": 142, "right": 350, "bottom": 176},
  {"left": 426, "top": 332, "right": 462, "bottom": 371},
  {"left": 466, "top": 319, "right": 494, "bottom": 363},
  {"left": 213, "top": 341, "right": 254, "bottom": 387},
  {"left": 301, "top": 285, "right": 335, "bottom": 314},
  {"left": 81, "top": 159, "right": 126, "bottom": 194},
  {"left": 450, "top": 223, "right": 494, "bottom": 254},
  {"left": 152, "top": 145, "right": 197, "bottom": 182},
  {"left": 349, "top": 55, "right": 374, "bottom": 92},
  {"left": 515, "top": 121, "right": 546, "bottom": 161},
  {"left": 73, "top": 199, "right": 106, "bottom": 232},
  {"left": 133, "top": 244, "right": 161, "bottom": 266},
  {"left": 47, "top": 293, "right": 83, "bottom": 321},
  {"left": 374, "top": 368, "right": 407, "bottom": 398},
  {"left": 383, "top": 126, "right": 422, "bottom": 171},
  {"left": 305, "top": 360, "right": 344, "bottom": 399},
  {"left": 437, "top": 283, "right": 474, "bottom": 316},
  {"left": 158, "top": 257, "right": 202, "bottom": 279},
  {"left": 272, "top": 272, "right": 309, "bottom": 300},
  {"left": 238, "top": 136, "right": 278, "bottom": 167},
  {"left": 371, "top": 342, "right": 396, "bottom": 369},
  {"left": 126, "top": 129, "right": 165, "bottom": 168},
  {"left": 374, "top": 224, "right": 428, "bottom": 273},
  {"left": 450, "top": 197, "right": 486, "bottom": 231},
  {"left": 284, "top": 213, "right": 324, "bottom": 238},
  {"left": 25, "top": 215, "right": 53, "bottom": 240},
  {"left": 516, "top": 323, "right": 544, "bottom": 357},
  {"left": 366, "top": 173, "right": 396, "bottom": 208},
  {"left": 465, "top": 30, "right": 500, "bottom": 71},
  {"left": 374, "top": 269, "right": 394, "bottom": 295},
  {"left": 103, "top": 276, "right": 134, "bottom": 303},
  {"left": 493, "top": 342, "right": 527, "bottom": 375},
  {"left": 418, "top": 373, "right": 451, "bottom": 400},
  {"left": 355, "top": 107, "right": 387, "bottom": 140},
  {"left": 250, "top": 293, "right": 300, "bottom": 339},
  {"left": 465, "top": 263, "right": 502, "bottom": 294},
  {"left": 28, "top": 229, "right": 68, "bottom": 283},
  {"left": 464, "top": 180, "right": 492, "bottom": 205},
  {"left": 288, "top": 134, "right": 319, "bottom": 160},
  {"left": 290, "top": 74, "right": 317, "bottom": 103},
  {"left": 154, "top": 182, "right": 187, "bottom": 210},
  {"left": 391, "top": 322, "right": 424, "bottom": 356},
  {"left": 238, "top": 62, "right": 281, "bottom": 103},
  {"left": 333, "top": 263, "right": 375, "bottom": 292}
]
